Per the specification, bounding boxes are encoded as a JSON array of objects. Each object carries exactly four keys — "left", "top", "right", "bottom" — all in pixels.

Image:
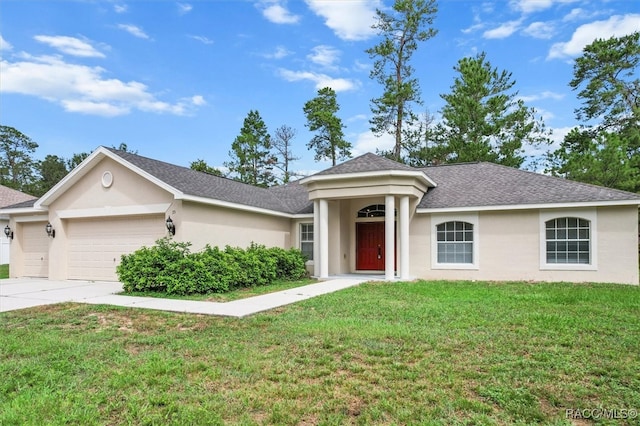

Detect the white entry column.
[
  {"left": 399, "top": 195, "right": 410, "bottom": 279},
  {"left": 319, "top": 199, "right": 329, "bottom": 279},
  {"left": 385, "top": 195, "right": 395, "bottom": 281},
  {"left": 313, "top": 200, "right": 320, "bottom": 277}
]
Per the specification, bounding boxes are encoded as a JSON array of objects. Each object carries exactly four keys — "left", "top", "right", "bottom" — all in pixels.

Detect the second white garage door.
[
  {"left": 22, "top": 221, "right": 50, "bottom": 277},
  {"left": 67, "top": 215, "right": 165, "bottom": 281}
]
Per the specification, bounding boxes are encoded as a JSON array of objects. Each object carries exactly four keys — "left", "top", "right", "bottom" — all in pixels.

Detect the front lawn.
[{"left": 1, "top": 280, "right": 638, "bottom": 425}]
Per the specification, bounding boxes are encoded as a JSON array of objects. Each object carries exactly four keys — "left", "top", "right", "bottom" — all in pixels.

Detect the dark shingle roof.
[
  {"left": 418, "top": 162, "right": 640, "bottom": 209},
  {"left": 314, "top": 152, "right": 415, "bottom": 175},
  {"left": 108, "top": 148, "right": 311, "bottom": 214},
  {"left": 101, "top": 149, "right": 640, "bottom": 214}
]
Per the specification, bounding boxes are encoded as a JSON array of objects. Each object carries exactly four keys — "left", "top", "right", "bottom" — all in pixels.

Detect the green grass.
[
  {"left": 0, "top": 264, "right": 9, "bottom": 279},
  {"left": 1, "top": 280, "right": 639, "bottom": 425},
  {"left": 120, "top": 278, "right": 318, "bottom": 301}
]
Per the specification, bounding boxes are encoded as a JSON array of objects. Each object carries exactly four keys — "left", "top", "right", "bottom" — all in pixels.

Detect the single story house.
[
  {"left": 0, "top": 185, "right": 37, "bottom": 265},
  {"left": 1, "top": 146, "right": 638, "bottom": 284}
]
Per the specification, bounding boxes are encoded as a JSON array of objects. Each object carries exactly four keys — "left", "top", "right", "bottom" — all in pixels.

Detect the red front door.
[{"left": 356, "top": 222, "right": 392, "bottom": 271}]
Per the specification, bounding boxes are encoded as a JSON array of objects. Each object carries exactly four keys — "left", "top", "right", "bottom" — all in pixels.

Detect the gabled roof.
[
  {"left": 418, "top": 162, "right": 640, "bottom": 210},
  {"left": 315, "top": 152, "right": 415, "bottom": 175},
  {"left": 109, "top": 148, "right": 311, "bottom": 214},
  {"left": 3, "top": 148, "right": 637, "bottom": 216}
]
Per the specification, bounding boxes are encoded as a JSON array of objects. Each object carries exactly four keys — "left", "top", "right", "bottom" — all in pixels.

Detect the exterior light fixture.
[
  {"left": 4, "top": 225, "right": 13, "bottom": 240},
  {"left": 165, "top": 216, "right": 175, "bottom": 236},
  {"left": 45, "top": 222, "right": 55, "bottom": 238}
]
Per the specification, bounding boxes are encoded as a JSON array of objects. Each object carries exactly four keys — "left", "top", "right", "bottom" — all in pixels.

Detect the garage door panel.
[
  {"left": 22, "top": 222, "right": 49, "bottom": 277},
  {"left": 68, "top": 215, "right": 165, "bottom": 281}
]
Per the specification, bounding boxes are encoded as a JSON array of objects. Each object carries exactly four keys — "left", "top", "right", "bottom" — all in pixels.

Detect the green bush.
[
  {"left": 118, "top": 238, "right": 191, "bottom": 293},
  {"left": 269, "top": 247, "right": 308, "bottom": 280},
  {"left": 117, "top": 239, "right": 308, "bottom": 295}
]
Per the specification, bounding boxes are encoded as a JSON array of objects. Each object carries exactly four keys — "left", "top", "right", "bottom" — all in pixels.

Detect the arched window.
[
  {"left": 545, "top": 217, "right": 590, "bottom": 264},
  {"left": 357, "top": 204, "right": 396, "bottom": 218},
  {"left": 436, "top": 221, "right": 473, "bottom": 264}
]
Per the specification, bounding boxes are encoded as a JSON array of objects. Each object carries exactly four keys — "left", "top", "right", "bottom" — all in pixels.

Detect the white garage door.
[
  {"left": 67, "top": 215, "right": 165, "bottom": 281},
  {"left": 22, "top": 222, "right": 49, "bottom": 277}
]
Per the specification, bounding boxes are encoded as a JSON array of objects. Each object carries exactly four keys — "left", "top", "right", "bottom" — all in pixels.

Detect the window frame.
[
  {"left": 539, "top": 210, "right": 597, "bottom": 271},
  {"left": 299, "top": 222, "right": 314, "bottom": 262},
  {"left": 431, "top": 213, "right": 479, "bottom": 270}
]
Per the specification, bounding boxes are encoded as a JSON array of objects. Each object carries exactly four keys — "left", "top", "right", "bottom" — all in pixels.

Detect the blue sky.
[{"left": 1, "top": 0, "right": 638, "bottom": 176}]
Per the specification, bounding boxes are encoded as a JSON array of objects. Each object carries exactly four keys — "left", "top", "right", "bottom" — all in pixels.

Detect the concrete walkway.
[{"left": 0, "top": 277, "right": 368, "bottom": 317}]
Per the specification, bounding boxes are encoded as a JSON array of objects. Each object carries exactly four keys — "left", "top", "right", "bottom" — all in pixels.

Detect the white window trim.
[
  {"left": 300, "top": 222, "right": 314, "bottom": 263},
  {"left": 431, "top": 213, "right": 479, "bottom": 270},
  {"left": 539, "top": 209, "right": 598, "bottom": 271}
]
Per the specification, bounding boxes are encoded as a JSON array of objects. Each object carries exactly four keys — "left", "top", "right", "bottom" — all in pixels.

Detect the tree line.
[{"left": 1, "top": 0, "right": 637, "bottom": 194}]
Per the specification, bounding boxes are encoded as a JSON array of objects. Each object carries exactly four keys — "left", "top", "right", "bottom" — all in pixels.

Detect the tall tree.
[
  {"left": 0, "top": 125, "right": 39, "bottom": 192},
  {"left": 32, "top": 155, "right": 68, "bottom": 196},
  {"left": 190, "top": 159, "right": 223, "bottom": 177},
  {"left": 546, "top": 128, "right": 639, "bottom": 192},
  {"left": 546, "top": 32, "right": 640, "bottom": 192},
  {"left": 433, "top": 52, "right": 550, "bottom": 168},
  {"left": 303, "top": 87, "right": 351, "bottom": 166},
  {"left": 224, "top": 110, "right": 276, "bottom": 187},
  {"left": 570, "top": 31, "right": 639, "bottom": 131},
  {"left": 67, "top": 152, "right": 90, "bottom": 170},
  {"left": 366, "top": 0, "right": 438, "bottom": 162},
  {"left": 271, "top": 125, "right": 300, "bottom": 183}
]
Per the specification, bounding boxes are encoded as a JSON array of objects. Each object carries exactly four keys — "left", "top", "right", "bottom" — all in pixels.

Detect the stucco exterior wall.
[
  {"left": 180, "top": 201, "right": 291, "bottom": 251},
  {"left": 410, "top": 206, "right": 638, "bottom": 285},
  {"left": 44, "top": 157, "right": 174, "bottom": 280}
]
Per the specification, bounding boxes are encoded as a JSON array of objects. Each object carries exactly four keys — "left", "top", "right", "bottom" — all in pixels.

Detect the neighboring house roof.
[
  {"left": 0, "top": 185, "right": 36, "bottom": 208},
  {"left": 418, "top": 162, "right": 640, "bottom": 210}
]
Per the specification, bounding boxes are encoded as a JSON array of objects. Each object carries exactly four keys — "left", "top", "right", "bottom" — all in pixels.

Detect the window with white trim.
[
  {"left": 437, "top": 221, "right": 474, "bottom": 264},
  {"left": 539, "top": 210, "right": 597, "bottom": 271},
  {"left": 431, "top": 213, "right": 479, "bottom": 270},
  {"left": 545, "top": 217, "right": 590, "bottom": 264},
  {"left": 300, "top": 223, "right": 314, "bottom": 261}
]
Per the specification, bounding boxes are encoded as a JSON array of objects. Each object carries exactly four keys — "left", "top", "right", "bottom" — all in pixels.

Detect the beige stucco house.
[{"left": 1, "top": 146, "right": 639, "bottom": 284}]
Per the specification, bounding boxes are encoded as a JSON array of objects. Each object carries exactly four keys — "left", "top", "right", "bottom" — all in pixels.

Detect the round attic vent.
[{"left": 102, "top": 171, "right": 114, "bottom": 188}]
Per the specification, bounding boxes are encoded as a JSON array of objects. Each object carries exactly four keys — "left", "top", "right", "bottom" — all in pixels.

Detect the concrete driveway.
[
  {"left": 0, "top": 278, "right": 123, "bottom": 313},
  {"left": 0, "top": 277, "right": 368, "bottom": 317}
]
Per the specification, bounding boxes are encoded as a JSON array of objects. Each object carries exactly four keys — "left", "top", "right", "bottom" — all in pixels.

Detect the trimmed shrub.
[
  {"left": 117, "top": 239, "right": 309, "bottom": 295},
  {"left": 269, "top": 247, "right": 307, "bottom": 280},
  {"left": 118, "top": 238, "right": 191, "bottom": 293}
]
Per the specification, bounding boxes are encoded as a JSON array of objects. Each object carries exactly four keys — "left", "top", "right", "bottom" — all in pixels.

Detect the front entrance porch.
[{"left": 299, "top": 156, "right": 434, "bottom": 281}]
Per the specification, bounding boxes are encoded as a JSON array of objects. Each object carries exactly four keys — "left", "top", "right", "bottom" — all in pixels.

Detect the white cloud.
[
  {"left": 263, "top": 46, "right": 291, "bottom": 59},
  {"left": 562, "top": 8, "right": 585, "bottom": 22},
  {"left": 177, "top": 3, "right": 192, "bottom": 15},
  {"left": 522, "top": 21, "right": 555, "bottom": 39},
  {"left": 510, "top": 0, "right": 578, "bottom": 14},
  {"left": 307, "top": 45, "right": 340, "bottom": 68},
  {"left": 114, "top": 4, "right": 127, "bottom": 13},
  {"left": 259, "top": 1, "right": 300, "bottom": 24},
  {"left": 519, "top": 90, "right": 565, "bottom": 102},
  {"left": 304, "top": 0, "right": 380, "bottom": 41},
  {"left": 191, "top": 95, "right": 206, "bottom": 106},
  {"left": 0, "top": 34, "right": 13, "bottom": 51},
  {"left": 548, "top": 14, "right": 640, "bottom": 59},
  {"left": 34, "top": 35, "right": 105, "bottom": 58},
  {"left": 483, "top": 19, "right": 523, "bottom": 39},
  {"left": 278, "top": 68, "right": 359, "bottom": 92},
  {"left": 351, "top": 130, "right": 394, "bottom": 157},
  {"left": 189, "top": 35, "right": 214, "bottom": 45},
  {"left": 117, "top": 24, "right": 150, "bottom": 39},
  {"left": 0, "top": 54, "right": 202, "bottom": 117}
]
